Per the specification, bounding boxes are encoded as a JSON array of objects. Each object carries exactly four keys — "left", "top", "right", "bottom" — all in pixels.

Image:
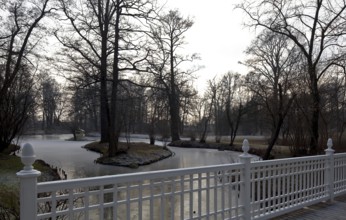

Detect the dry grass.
[
  {"left": 199, "top": 136, "right": 293, "bottom": 159},
  {"left": 1, "top": 144, "right": 20, "bottom": 155}
]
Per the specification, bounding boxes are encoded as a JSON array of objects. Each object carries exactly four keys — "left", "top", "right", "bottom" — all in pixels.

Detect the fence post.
[
  {"left": 16, "top": 143, "right": 41, "bottom": 220},
  {"left": 325, "top": 138, "right": 335, "bottom": 202},
  {"left": 239, "top": 139, "right": 252, "bottom": 220}
]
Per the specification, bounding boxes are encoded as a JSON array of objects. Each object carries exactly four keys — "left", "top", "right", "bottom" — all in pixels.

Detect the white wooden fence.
[{"left": 17, "top": 139, "right": 346, "bottom": 220}]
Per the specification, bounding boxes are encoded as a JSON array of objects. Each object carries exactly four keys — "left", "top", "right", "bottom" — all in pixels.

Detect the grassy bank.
[{"left": 169, "top": 137, "right": 294, "bottom": 159}]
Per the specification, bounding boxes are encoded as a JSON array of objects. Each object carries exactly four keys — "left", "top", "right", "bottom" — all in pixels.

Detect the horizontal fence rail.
[{"left": 17, "top": 139, "right": 346, "bottom": 220}]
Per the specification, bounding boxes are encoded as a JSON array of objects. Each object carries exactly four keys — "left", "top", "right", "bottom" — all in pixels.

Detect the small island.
[{"left": 84, "top": 142, "right": 172, "bottom": 168}]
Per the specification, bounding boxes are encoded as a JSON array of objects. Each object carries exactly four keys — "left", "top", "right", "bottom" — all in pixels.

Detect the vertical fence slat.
[
  {"left": 299, "top": 163, "right": 303, "bottom": 205},
  {"left": 189, "top": 174, "right": 193, "bottom": 219},
  {"left": 99, "top": 185, "right": 104, "bottom": 220},
  {"left": 206, "top": 172, "right": 210, "bottom": 218},
  {"left": 214, "top": 171, "right": 218, "bottom": 218},
  {"left": 221, "top": 171, "right": 225, "bottom": 219},
  {"left": 171, "top": 178, "right": 176, "bottom": 219},
  {"left": 160, "top": 179, "right": 165, "bottom": 220},
  {"left": 229, "top": 172, "right": 233, "bottom": 219},
  {"left": 112, "top": 185, "right": 117, "bottom": 220},
  {"left": 149, "top": 180, "right": 154, "bottom": 220},
  {"left": 51, "top": 190, "right": 57, "bottom": 219},
  {"left": 180, "top": 175, "right": 184, "bottom": 220},
  {"left": 68, "top": 189, "right": 74, "bottom": 219},
  {"left": 198, "top": 173, "right": 202, "bottom": 218},
  {"left": 138, "top": 182, "right": 143, "bottom": 220}
]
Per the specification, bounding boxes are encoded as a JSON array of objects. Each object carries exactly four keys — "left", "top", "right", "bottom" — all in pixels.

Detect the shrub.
[{"left": 0, "top": 184, "right": 19, "bottom": 220}]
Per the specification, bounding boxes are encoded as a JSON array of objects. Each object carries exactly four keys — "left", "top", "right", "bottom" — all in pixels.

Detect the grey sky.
[{"left": 162, "top": 0, "right": 255, "bottom": 92}]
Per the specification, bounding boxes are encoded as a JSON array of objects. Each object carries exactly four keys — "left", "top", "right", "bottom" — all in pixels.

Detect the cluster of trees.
[
  {"left": 0, "top": 0, "right": 198, "bottom": 156},
  {"left": 0, "top": 0, "right": 54, "bottom": 152},
  {"left": 237, "top": 0, "right": 346, "bottom": 157},
  {"left": 1, "top": 0, "right": 346, "bottom": 159}
]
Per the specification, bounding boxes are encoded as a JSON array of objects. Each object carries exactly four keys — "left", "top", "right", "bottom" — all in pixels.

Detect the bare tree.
[
  {"left": 145, "top": 86, "right": 169, "bottom": 144},
  {"left": 213, "top": 78, "right": 226, "bottom": 143},
  {"left": 179, "top": 85, "right": 197, "bottom": 135},
  {"left": 221, "top": 72, "right": 246, "bottom": 146},
  {"left": 56, "top": 0, "right": 115, "bottom": 144},
  {"left": 56, "top": 0, "right": 155, "bottom": 156},
  {"left": 40, "top": 74, "right": 65, "bottom": 131},
  {"left": 57, "top": 54, "right": 100, "bottom": 132},
  {"left": 147, "top": 9, "right": 197, "bottom": 141},
  {"left": 243, "top": 31, "right": 298, "bottom": 159},
  {"left": 238, "top": 0, "right": 346, "bottom": 153},
  {"left": 0, "top": 66, "right": 36, "bottom": 152},
  {"left": 199, "top": 79, "right": 217, "bottom": 143},
  {"left": 319, "top": 69, "right": 346, "bottom": 146},
  {"left": 0, "top": 0, "right": 55, "bottom": 151},
  {"left": 186, "top": 95, "right": 205, "bottom": 141},
  {"left": 203, "top": 73, "right": 246, "bottom": 146},
  {"left": 69, "top": 82, "right": 100, "bottom": 132}
]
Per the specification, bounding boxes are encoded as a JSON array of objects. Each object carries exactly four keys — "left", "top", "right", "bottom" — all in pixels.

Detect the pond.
[{"left": 19, "top": 134, "right": 253, "bottom": 179}]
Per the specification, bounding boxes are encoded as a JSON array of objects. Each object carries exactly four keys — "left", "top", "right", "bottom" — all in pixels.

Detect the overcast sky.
[{"left": 161, "top": 0, "right": 256, "bottom": 92}]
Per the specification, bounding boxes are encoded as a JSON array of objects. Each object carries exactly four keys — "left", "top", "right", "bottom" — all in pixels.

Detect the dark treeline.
[{"left": 1, "top": 0, "right": 346, "bottom": 159}]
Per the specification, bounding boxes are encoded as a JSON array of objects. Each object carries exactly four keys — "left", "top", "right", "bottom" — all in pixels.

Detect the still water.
[
  {"left": 20, "top": 134, "right": 248, "bottom": 179},
  {"left": 19, "top": 134, "right": 258, "bottom": 219}
]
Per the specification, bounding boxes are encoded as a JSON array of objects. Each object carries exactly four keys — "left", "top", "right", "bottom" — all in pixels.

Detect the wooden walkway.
[{"left": 273, "top": 194, "right": 346, "bottom": 220}]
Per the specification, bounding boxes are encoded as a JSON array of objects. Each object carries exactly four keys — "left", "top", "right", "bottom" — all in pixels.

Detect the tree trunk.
[
  {"left": 309, "top": 69, "right": 320, "bottom": 154},
  {"left": 108, "top": 5, "right": 121, "bottom": 157},
  {"left": 99, "top": 63, "right": 109, "bottom": 143},
  {"left": 169, "top": 95, "right": 181, "bottom": 141},
  {"left": 264, "top": 89, "right": 296, "bottom": 159},
  {"left": 263, "top": 117, "right": 283, "bottom": 160},
  {"left": 72, "top": 130, "right": 77, "bottom": 141},
  {"left": 229, "top": 106, "right": 242, "bottom": 146},
  {"left": 99, "top": 8, "right": 110, "bottom": 143},
  {"left": 149, "top": 136, "right": 155, "bottom": 145},
  {"left": 108, "top": 132, "right": 119, "bottom": 157},
  {"left": 200, "top": 118, "right": 209, "bottom": 143},
  {"left": 169, "top": 39, "right": 180, "bottom": 141}
]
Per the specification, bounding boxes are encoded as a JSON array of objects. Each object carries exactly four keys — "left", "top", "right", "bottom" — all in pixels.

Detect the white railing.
[{"left": 17, "top": 139, "right": 346, "bottom": 220}]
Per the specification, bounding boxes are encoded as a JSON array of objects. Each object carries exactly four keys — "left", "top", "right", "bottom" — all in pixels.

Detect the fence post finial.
[
  {"left": 242, "top": 139, "right": 250, "bottom": 155},
  {"left": 324, "top": 138, "right": 335, "bottom": 202},
  {"left": 17, "top": 143, "right": 41, "bottom": 220},
  {"left": 325, "top": 138, "right": 335, "bottom": 156},
  {"left": 21, "top": 143, "right": 36, "bottom": 171}
]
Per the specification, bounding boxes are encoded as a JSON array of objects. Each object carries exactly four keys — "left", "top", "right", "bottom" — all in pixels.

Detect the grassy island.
[{"left": 84, "top": 142, "right": 172, "bottom": 168}]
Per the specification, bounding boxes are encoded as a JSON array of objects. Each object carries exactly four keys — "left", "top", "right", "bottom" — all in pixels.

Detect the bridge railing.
[{"left": 17, "top": 139, "right": 346, "bottom": 220}]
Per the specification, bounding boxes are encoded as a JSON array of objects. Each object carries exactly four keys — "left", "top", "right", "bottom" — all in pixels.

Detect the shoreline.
[{"left": 168, "top": 140, "right": 264, "bottom": 158}]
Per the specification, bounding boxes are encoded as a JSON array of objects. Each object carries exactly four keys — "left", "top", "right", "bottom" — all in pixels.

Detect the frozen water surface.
[{"left": 19, "top": 134, "right": 252, "bottom": 179}]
